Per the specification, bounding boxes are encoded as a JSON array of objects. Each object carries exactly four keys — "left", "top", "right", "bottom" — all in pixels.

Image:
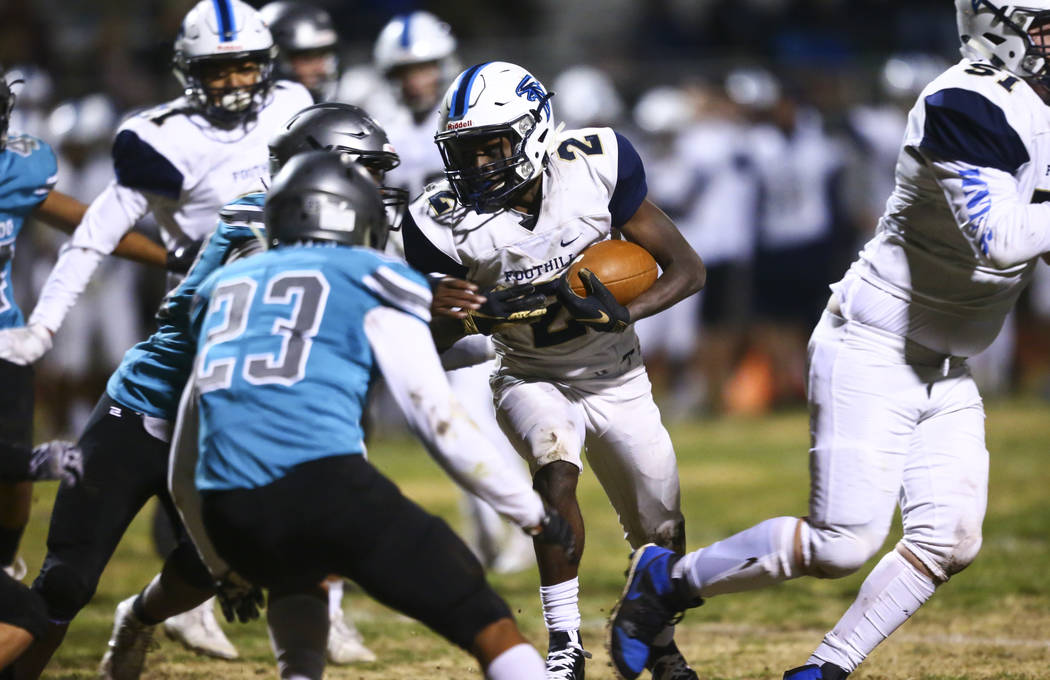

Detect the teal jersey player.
[
  {"left": 106, "top": 193, "right": 265, "bottom": 419},
  {"left": 190, "top": 243, "right": 431, "bottom": 491},
  {"left": 0, "top": 134, "right": 58, "bottom": 329}
]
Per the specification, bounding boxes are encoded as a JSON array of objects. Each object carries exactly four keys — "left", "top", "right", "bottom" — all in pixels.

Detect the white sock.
[
  {"left": 485, "top": 642, "right": 546, "bottom": 679},
  {"left": 673, "top": 517, "right": 802, "bottom": 597},
  {"left": 326, "top": 578, "right": 343, "bottom": 619},
  {"left": 539, "top": 578, "right": 580, "bottom": 632},
  {"left": 267, "top": 593, "right": 329, "bottom": 680},
  {"left": 809, "top": 550, "right": 936, "bottom": 672}
]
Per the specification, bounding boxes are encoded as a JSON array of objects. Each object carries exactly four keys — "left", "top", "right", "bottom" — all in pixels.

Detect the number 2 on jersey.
[{"left": 197, "top": 271, "right": 330, "bottom": 392}]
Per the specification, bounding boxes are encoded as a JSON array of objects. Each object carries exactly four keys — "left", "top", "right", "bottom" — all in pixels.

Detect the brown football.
[{"left": 567, "top": 239, "right": 658, "bottom": 305}]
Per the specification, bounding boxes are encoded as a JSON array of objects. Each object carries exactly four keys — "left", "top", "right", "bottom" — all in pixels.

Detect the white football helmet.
[
  {"left": 47, "top": 94, "right": 118, "bottom": 148},
  {"left": 259, "top": 2, "right": 339, "bottom": 101},
  {"left": 435, "top": 62, "right": 555, "bottom": 214},
  {"left": 956, "top": 0, "right": 1050, "bottom": 81},
  {"left": 374, "top": 11, "right": 457, "bottom": 75},
  {"left": 373, "top": 11, "right": 459, "bottom": 114},
  {"left": 551, "top": 65, "right": 624, "bottom": 128},
  {"left": 173, "top": 0, "right": 276, "bottom": 124}
]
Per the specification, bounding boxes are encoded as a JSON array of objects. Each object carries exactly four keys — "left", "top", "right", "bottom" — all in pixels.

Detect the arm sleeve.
[
  {"left": 168, "top": 376, "right": 230, "bottom": 579},
  {"left": 27, "top": 181, "right": 151, "bottom": 333},
  {"left": 364, "top": 306, "right": 545, "bottom": 530},
  {"left": 609, "top": 131, "right": 648, "bottom": 228},
  {"left": 439, "top": 334, "right": 495, "bottom": 370},
  {"left": 925, "top": 155, "right": 1050, "bottom": 268}
]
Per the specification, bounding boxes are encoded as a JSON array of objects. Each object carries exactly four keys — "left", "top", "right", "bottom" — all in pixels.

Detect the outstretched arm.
[
  {"left": 34, "top": 190, "right": 167, "bottom": 268},
  {"left": 365, "top": 305, "right": 545, "bottom": 531}
]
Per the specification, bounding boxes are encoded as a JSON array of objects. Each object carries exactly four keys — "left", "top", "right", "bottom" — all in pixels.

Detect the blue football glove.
[{"left": 557, "top": 268, "right": 630, "bottom": 333}]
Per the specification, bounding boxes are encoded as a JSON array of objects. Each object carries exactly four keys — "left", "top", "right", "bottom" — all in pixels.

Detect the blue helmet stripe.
[
  {"left": 212, "top": 0, "right": 236, "bottom": 42},
  {"left": 399, "top": 13, "right": 412, "bottom": 48},
  {"left": 450, "top": 62, "right": 489, "bottom": 121}
]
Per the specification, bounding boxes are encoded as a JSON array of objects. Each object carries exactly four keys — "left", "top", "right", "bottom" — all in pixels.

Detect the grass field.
[{"left": 18, "top": 398, "right": 1050, "bottom": 679}]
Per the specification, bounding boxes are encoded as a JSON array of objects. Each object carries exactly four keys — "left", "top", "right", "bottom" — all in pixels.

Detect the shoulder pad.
[{"left": 421, "top": 182, "right": 468, "bottom": 226}]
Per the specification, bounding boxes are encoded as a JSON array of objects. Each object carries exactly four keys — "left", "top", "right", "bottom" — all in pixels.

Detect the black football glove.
[
  {"left": 215, "top": 571, "right": 265, "bottom": 624},
  {"left": 463, "top": 283, "right": 549, "bottom": 335},
  {"left": 557, "top": 268, "right": 630, "bottom": 333},
  {"left": 529, "top": 508, "right": 579, "bottom": 565},
  {"left": 28, "top": 440, "right": 83, "bottom": 486},
  {"left": 166, "top": 238, "right": 203, "bottom": 274}
]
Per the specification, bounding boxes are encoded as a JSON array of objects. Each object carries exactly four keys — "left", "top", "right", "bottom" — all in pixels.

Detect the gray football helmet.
[
  {"left": 259, "top": 2, "right": 339, "bottom": 101},
  {"left": 265, "top": 150, "right": 388, "bottom": 250},
  {"left": 269, "top": 102, "right": 407, "bottom": 223}
]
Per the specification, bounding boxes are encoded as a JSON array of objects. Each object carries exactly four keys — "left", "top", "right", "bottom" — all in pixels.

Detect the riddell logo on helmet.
[
  {"left": 446, "top": 120, "right": 474, "bottom": 131},
  {"left": 215, "top": 43, "right": 245, "bottom": 52}
]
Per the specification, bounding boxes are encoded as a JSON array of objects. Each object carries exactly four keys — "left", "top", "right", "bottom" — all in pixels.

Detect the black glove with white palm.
[
  {"left": 528, "top": 508, "right": 579, "bottom": 565},
  {"left": 557, "top": 268, "right": 630, "bottom": 333},
  {"left": 463, "top": 283, "right": 549, "bottom": 335}
]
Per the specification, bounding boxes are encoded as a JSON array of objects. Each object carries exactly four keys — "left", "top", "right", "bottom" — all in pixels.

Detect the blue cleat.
[
  {"left": 783, "top": 662, "right": 848, "bottom": 680},
  {"left": 606, "top": 544, "right": 702, "bottom": 680}
]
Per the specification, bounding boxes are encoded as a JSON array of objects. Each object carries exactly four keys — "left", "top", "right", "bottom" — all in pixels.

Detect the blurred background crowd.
[{"left": 5, "top": 0, "right": 1050, "bottom": 438}]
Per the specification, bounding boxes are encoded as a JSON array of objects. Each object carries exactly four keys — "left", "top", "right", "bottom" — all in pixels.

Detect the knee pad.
[
  {"left": 166, "top": 541, "right": 216, "bottom": 591},
  {"left": 903, "top": 521, "right": 983, "bottom": 581},
  {"left": 33, "top": 561, "right": 95, "bottom": 622},
  {"left": 806, "top": 521, "right": 886, "bottom": 579}
]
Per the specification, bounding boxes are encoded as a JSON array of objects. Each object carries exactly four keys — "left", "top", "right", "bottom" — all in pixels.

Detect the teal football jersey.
[
  {"left": 191, "top": 243, "right": 431, "bottom": 491},
  {"left": 106, "top": 193, "right": 265, "bottom": 418},
  {"left": 0, "top": 134, "right": 57, "bottom": 328}
]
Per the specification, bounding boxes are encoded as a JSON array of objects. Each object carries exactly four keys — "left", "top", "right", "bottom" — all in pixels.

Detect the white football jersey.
[
  {"left": 838, "top": 58, "right": 1050, "bottom": 357},
  {"left": 379, "top": 106, "right": 445, "bottom": 197},
  {"left": 109, "top": 80, "right": 312, "bottom": 247},
  {"left": 403, "top": 126, "right": 647, "bottom": 380}
]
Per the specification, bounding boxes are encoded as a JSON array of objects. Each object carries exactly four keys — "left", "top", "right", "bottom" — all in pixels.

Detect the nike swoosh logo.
[
  {"left": 741, "top": 557, "right": 759, "bottom": 569},
  {"left": 560, "top": 234, "right": 581, "bottom": 247},
  {"left": 583, "top": 311, "right": 610, "bottom": 324}
]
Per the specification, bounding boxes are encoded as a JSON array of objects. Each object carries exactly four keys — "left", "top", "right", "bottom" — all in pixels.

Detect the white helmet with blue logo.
[
  {"left": 956, "top": 0, "right": 1050, "bottom": 81},
  {"left": 434, "top": 62, "right": 555, "bottom": 213},
  {"left": 173, "top": 0, "right": 276, "bottom": 123}
]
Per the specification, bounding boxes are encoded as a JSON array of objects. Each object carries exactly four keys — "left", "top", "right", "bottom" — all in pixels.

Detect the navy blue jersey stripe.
[
  {"left": 401, "top": 210, "right": 469, "bottom": 279},
  {"left": 609, "top": 131, "right": 648, "bottom": 227},
  {"left": 450, "top": 63, "right": 489, "bottom": 121},
  {"left": 212, "top": 0, "right": 235, "bottom": 42},
  {"left": 112, "top": 130, "right": 185, "bottom": 199},
  {"left": 920, "top": 87, "right": 1028, "bottom": 173}
]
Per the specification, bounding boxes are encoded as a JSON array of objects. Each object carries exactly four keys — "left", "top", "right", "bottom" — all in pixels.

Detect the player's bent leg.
[
  {"left": 805, "top": 546, "right": 936, "bottom": 675},
  {"left": 145, "top": 532, "right": 237, "bottom": 660},
  {"left": 471, "top": 618, "right": 545, "bottom": 680},
  {"left": 267, "top": 588, "right": 329, "bottom": 680}
]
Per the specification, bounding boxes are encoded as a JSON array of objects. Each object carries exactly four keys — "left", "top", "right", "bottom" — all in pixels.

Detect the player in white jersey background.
[
  {"left": 608, "top": 2, "right": 1050, "bottom": 679},
  {"left": 0, "top": 0, "right": 312, "bottom": 369},
  {"left": 403, "top": 61, "right": 705, "bottom": 680},
  {"left": 1, "top": 0, "right": 313, "bottom": 669},
  {"left": 362, "top": 12, "right": 540, "bottom": 577}
]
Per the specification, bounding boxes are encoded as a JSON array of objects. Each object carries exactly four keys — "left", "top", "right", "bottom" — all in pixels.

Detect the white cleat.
[
  {"left": 99, "top": 596, "right": 156, "bottom": 680},
  {"left": 327, "top": 609, "right": 376, "bottom": 664},
  {"left": 2, "top": 555, "right": 27, "bottom": 581},
  {"left": 163, "top": 597, "right": 238, "bottom": 660}
]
